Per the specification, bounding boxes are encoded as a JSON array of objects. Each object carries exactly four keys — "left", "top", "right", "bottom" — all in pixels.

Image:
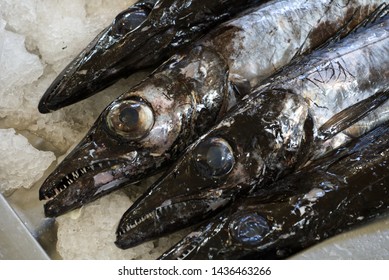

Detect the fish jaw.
[
  {"left": 159, "top": 213, "right": 231, "bottom": 260},
  {"left": 38, "top": 25, "right": 116, "bottom": 113},
  {"left": 38, "top": 2, "right": 161, "bottom": 113},
  {"left": 39, "top": 124, "right": 166, "bottom": 217},
  {"left": 159, "top": 199, "right": 274, "bottom": 260},
  {"left": 115, "top": 185, "right": 231, "bottom": 249}
]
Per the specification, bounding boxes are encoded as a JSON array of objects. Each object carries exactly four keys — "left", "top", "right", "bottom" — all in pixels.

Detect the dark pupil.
[
  {"left": 195, "top": 138, "right": 234, "bottom": 178},
  {"left": 119, "top": 106, "right": 139, "bottom": 128}
]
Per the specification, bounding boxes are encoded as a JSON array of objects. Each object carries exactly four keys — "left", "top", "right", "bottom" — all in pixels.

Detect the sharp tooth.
[
  {"left": 90, "top": 165, "right": 95, "bottom": 171},
  {"left": 99, "top": 163, "right": 103, "bottom": 168}
]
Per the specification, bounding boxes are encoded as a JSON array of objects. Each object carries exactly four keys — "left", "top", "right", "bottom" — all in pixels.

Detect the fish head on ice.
[
  {"left": 158, "top": 200, "right": 273, "bottom": 260},
  {"left": 115, "top": 90, "right": 312, "bottom": 249},
  {"left": 39, "top": 45, "right": 229, "bottom": 217},
  {"left": 38, "top": 1, "right": 164, "bottom": 113}
]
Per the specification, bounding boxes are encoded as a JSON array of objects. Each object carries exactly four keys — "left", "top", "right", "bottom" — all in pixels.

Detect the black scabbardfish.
[
  {"left": 160, "top": 120, "right": 389, "bottom": 259},
  {"left": 115, "top": 6, "right": 389, "bottom": 249},
  {"left": 38, "top": 0, "right": 268, "bottom": 113},
  {"left": 39, "top": 0, "right": 383, "bottom": 217}
]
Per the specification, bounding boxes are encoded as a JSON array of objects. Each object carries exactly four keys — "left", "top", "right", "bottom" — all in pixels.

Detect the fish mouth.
[
  {"left": 39, "top": 135, "right": 164, "bottom": 217},
  {"left": 38, "top": 6, "right": 174, "bottom": 113},
  {"left": 38, "top": 26, "right": 126, "bottom": 113},
  {"left": 159, "top": 214, "right": 230, "bottom": 260},
  {"left": 115, "top": 192, "right": 230, "bottom": 249},
  {"left": 39, "top": 157, "right": 138, "bottom": 217}
]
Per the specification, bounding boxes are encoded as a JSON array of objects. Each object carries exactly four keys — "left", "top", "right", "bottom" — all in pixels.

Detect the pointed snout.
[{"left": 38, "top": 26, "right": 128, "bottom": 113}]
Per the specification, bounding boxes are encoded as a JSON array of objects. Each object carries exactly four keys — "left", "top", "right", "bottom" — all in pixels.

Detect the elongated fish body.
[
  {"left": 201, "top": 0, "right": 384, "bottom": 90},
  {"left": 39, "top": 0, "right": 384, "bottom": 218},
  {"left": 38, "top": 0, "right": 268, "bottom": 113},
  {"left": 256, "top": 8, "right": 389, "bottom": 154},
  {"left": 160, "top": 121, "right": 389, "bottom": 260},
  {"left": 115, "top": 9, "right": 389, "bottom": 249}
]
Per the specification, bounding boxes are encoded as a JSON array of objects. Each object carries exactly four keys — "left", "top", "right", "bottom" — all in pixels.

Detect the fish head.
[
  {"left": 39, "top": 46, "right": 229, "bottom": 217},
  {"left": 159, "top": 203, "right": 273, "bottom": 259},
  {"left": 38, "top": 2, "right": 167, "bottom": 113},
  {"left": 115, "top": 90, "right": 311, "bottom": 248},
  {"left": 39, "top": 78, "right": 191, "bottom": 217}
]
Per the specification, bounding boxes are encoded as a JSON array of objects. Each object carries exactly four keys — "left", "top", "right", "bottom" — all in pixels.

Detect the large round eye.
[
  {"left": 112, "top": 6, "right": 151, "bottom": 35},
  {"left": 229, "top": 212, "right": 269, "bottom": 246},
  {"left": 106, "top": 99, "right": 154, "bottom": 140},
  {"left": 194, "top": 137, "right": 235, "bottom": 178}
]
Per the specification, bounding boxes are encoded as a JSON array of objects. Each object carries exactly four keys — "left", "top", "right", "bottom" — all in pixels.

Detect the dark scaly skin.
[
  {"left": 160, "top": 121, "right": 389, "bottom": 259},
  {"left": 38, "top": 0, "right": 267, "bottom": 113},
  {"left": 115, "top": 10, "right": 389, "bottom": 249},
  {"left": 39, "top": 0, "right": 384, "bottom": 218}
]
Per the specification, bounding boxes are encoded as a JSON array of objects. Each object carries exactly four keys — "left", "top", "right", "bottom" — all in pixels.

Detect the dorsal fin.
[{"left": 317, "top": 89, "right": 389, "bottom": 141}]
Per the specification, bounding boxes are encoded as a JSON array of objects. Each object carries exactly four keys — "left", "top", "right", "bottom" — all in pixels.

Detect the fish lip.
[
  {"left": 39, "top": 145, "right": 160, "bottom": 217},
  {"left": 115, "top": 194, "right": 230, "bottom": 249},
  {"left": 39, "top": 158, "right": 132, "bottom": 217},
  {"left": 38, "top": 25, "right": 126, "bottom": 113},
  {"left": 38, "top": 11, "right": 172, "bottom": 113},
  {"left": 159, "top": 216, "right": 229, "bottom": 260}
]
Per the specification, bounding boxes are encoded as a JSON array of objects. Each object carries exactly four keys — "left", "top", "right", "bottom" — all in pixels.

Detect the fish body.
[
  {"left": 160, "top": 120, "right": 389, "bottom": 259},
  {"left": 39, "top": 0, "right": 383, "bottom": 218},
  {"left": 38, "top": 0, "right": 268, "bottom": 113},
  {"left": 115, "top": 8, "right": 389, "bottom": 249}
]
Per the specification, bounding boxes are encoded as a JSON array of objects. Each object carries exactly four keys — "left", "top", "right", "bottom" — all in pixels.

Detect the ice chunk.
[
  {"left": 0, "top": 17, "right": 43, "bottom": 111},
  {"left": 0, "top": 128, "right": 55, "bottom": 192},
  {"left": 57, "top": 191, "right": 185, "bottom": 259}
]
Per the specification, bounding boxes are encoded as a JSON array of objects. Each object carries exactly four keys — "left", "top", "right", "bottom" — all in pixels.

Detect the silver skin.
[
  {"left": 160, "top": 120, "right": 389, "bottom": 260},
  {"left": 39, "top": 0, "right": 382, "bottom": 218},
  {"left": 116, "top": 8, "right": 389, "bottom": 249}
]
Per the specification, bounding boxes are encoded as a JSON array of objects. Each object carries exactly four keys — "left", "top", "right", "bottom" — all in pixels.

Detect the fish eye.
[
  {"left": 112, "top": 6, "right": 151, "bottom": 35},
  {"left": 194, "top": 137, "right": 235, "bottom": 178},
  {"left": 229, "top": 212, "right": 269, "bottom": 246},
  {"left": 106, "top": 98, "right": 154, "bottom": 140}
]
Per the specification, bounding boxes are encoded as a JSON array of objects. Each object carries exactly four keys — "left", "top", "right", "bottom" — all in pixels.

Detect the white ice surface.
[
  {"left": 0, "top": 0, "right": 388, "bottom": 260},
  {"left": 57, "top": 191, "right": 188, "bottom": 260},
  {"left": 0, "top": 128, "right": 55, "bottom": 192}
]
